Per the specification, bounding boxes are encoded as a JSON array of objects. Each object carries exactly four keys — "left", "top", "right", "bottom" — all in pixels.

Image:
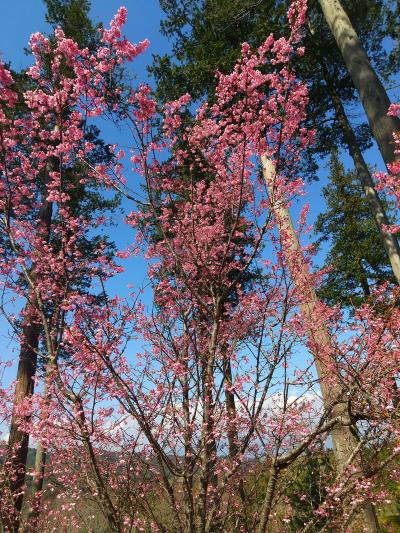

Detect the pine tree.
[
  {"left": 44, "top": 0, "right": 98, "bottom": 50},
  {"left": 316, "top": 151, "right": 396, "bottom": 307}
]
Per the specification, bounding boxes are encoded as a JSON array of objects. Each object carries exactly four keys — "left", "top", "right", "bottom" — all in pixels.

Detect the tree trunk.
[
  {"left": 6, "top": 309, "right": 41, "bottom": 530},
  {"left": 6, "top": 160, "right": 53, "bottom": 532},
  {"left": 256, "top": 463, "right": 279, "bottom": 533},
  {"left": 359, "top": 262, "right": 371, "bottom": 298},
  {"left": 327, "top": 77, "right": 400, "bottom": 285},
  {"left": 199, "top": 318, "right": 220, "bottom": 533},
  {"left": 32, "top": 442, "right": 46, "bottom": 506},
  {"left": 222, "top": 353, "right": 247, "bottom": 515},
  {"left": 261, "top": 155, "right": 378, "bottom": 532},
  {"left": 24, "top": 356, "right": 58, "bottom": 533},
  {"left": 224, "top": 355, "right": 239, "bottom": 459},
  {"left": 23, "top": 442, "right": 47, "bottom": 533},
  {"left": 318, "top": 0, "right": 400, "bottom": 168}
]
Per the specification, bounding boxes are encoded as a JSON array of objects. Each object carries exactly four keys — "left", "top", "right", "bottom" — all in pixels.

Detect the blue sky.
[
  {"left": 0, "top": 2, "right": 174, "bottom": 381},
  {"left": 0, "top": 0, "right": 169, "bottom": 78},
  {"left": 0, "top": 0, "right": 395, "bottom": 269},
  {"left": 0, "top": 0, "right": 398, "bottom": 376},
  {"left": 0, "top": 1, "right": 174, "bottom": 294},
  {"left": 0, "top": 1, "right": 398, "bottom": 456}
]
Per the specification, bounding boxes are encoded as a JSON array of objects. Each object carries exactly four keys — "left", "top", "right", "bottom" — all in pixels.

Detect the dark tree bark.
[{"left": 6, "top": 160, "right": 53, "bottom": 532}]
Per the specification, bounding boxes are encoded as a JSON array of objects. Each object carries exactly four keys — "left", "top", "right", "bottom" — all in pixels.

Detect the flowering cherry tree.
[
  {"left": 0, "top": 3, "right": 399, "bottom": 533},
  {"left": 0, "top": 9, "right": 148, "bottom": 531}
]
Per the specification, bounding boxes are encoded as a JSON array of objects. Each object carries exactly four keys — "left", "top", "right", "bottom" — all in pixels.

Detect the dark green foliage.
[
  {"left": 150, "top": 1, "right": 394, "bottom": 180},
  {"left": 152, "top": 0, "right": 285, "bottom": 102},
  {"left": 152, "top": 0, "right": 391, "bottom": 101},
  {"left": 44, "top": 0, "right": 99, "bottom": 50},
  {"left": 150, "top": 0, "right": 399, "bottom": 305},
  {"left": 315, "top": 152, "right": 396, "bottom": 307},
  {"left": 286, "top": 451, "right": 333, "bottom": 531},
  {"left": 381, "top": 1, "right": 400, "bottom": 80}
]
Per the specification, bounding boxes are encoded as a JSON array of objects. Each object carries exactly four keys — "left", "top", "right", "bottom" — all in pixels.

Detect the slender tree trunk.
[
  {"left": 76, "top": 399, "right": 122, "bottom": 533},
  {"left": 222, "top": 353, "right": 247, "bottom": 516},
  {"left": 199, "top": 367, "right": 217, "bottom": 533},
  {"left": 359, "top": 262, "right": 371, "bottom": 298},
  {"left": 6, "top": 307, "right": 41, "bottom": 530},
  {"left": 25, "top": 352, "right": 58, "bottom": 533},
  {"left": 181, "top": 316, "right": 196, "bottom": 533},
  {"left": 199, "top": 318, "right": 220, "bottom": 533},
  {"left": 182, "top": 373, "right": 196, "bottom": 533},
  {"left": 256, "top": 463, "right": 279, "bottom": 533},
  {"left": 261, "top": 155, "right": 379, "bottom": 532},
  {"left": 6, "top": 160, "right": 53, "bottom": 532},
  {"left": 318, "top": 0, "right": 400, "bottom": 168},
  {"left": 327, "top": 78, "right": 400, "bottom": 285},
  {"left": 31, "top": 442, "right": 46, "bottom": 504},
  {"left": 23, "top": 442, "right": 47, "bottom": 533},
  {"left": 224, "top": 356, "right": 238, "bottom": 459}
]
